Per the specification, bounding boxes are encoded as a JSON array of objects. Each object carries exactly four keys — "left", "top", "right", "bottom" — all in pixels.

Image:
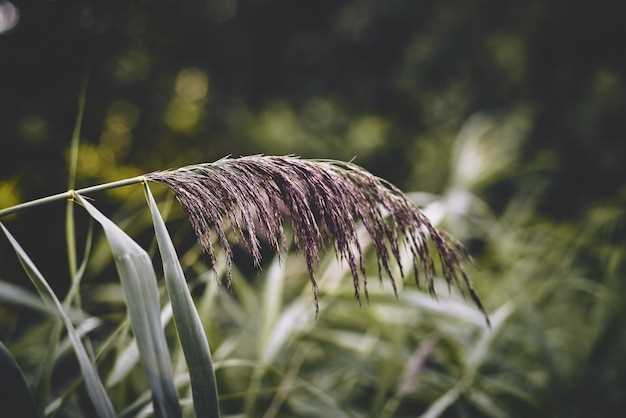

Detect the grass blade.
[
  {"left": 107, "top": 302, "right": 173, "bottom": 388},
  {"left": 0, "top": 280, "right": 53, "bottom": 315},
  {"left": 55, "top": 317, "right": 102, "bottom": 362},
  {"left": 76, "top": 195, "right": 182, "bottom": 418},
  {"left": 66, "top": 75, "right": 88, "bottom": 291},
  {"left": 64, "top": 219, "right": 94, "bottom": 306},
  {"left": 45, "top": 319, "right": 132, "bottom": 417},
  {"left": 419, "top": 385, "right": 462, "bottom": 418},
  {"left": 260, "top": 257, "right": 285, "bottom": 354},
  {"left": 0, "top": 341, "right": 40, "bottom": 418},
  {"left": 0, "top": 223, "right": 116, "bottom": 418},
  {"left": 144, "top": 183, "right": 221, "bottom": 418}
]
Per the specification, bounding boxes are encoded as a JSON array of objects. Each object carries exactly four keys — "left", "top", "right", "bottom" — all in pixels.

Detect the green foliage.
[
  {"left": 76, "top": 195, "right": 182, "bottom": 418},
  {"left": 1, "top": 2, "right": 625, "bottom": 412},
  {"left": 145, "top": 183, "right": 220, "bottom": 418},
  {"left": 0, "top": 223, "right": 116, "bottom": 418},
  {"left": 1, "top": 112, "right": 623, "bottom": 417}
]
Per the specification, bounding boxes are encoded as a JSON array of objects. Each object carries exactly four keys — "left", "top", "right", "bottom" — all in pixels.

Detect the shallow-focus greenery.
[
  {"left": 2, "top": 1, "right": 625, "bottom": 416},
  {"left": 1, "top": 117, "right": 623, "bottom": 417}
]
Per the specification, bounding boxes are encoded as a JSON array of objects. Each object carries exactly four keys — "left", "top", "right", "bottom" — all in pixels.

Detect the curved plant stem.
[{"left": 0, "top": 176, "right": 146, "bottom": 218}]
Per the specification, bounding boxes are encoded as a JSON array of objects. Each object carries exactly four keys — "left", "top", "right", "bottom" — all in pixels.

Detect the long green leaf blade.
[
  {"left": 0, "top": 280, "right": 52, "bottom": 315},
  {"left": 76, "top": 195, "right": 182, "bottom": 418},
  {"left": 107, "top": 302, "right": 173, "bottom": 388},
  {"left": 0, "top": 341, "right": 40, "bottom": 418},
  {"left": 0, "top": 223, "right": 115, "bottom": 418},
  {"left": 144, "top": 183, "right": 221, "bottom": 418}
]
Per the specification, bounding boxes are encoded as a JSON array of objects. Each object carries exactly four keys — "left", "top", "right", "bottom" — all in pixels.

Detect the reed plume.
[{"left": 147, "top": 155, "right": 489, "bottom": 324}]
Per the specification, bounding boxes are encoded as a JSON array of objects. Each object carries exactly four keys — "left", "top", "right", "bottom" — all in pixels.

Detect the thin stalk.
[
  {"left": 66, "top": 74, "right": 88, "bottom": 306},
  {"left": 68, "top": 75, "right": 88, "bottom": 191},
  {"left": 0, "top": 176, "right": 147, "bottom": 218},
  {"left": 65, "top": 76, "right": 87, "bottom": 290}
]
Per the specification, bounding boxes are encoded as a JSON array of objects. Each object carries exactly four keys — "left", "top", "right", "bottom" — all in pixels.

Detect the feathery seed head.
[{"left": 147, "top": 155, "right": 489, "bottom": 324}]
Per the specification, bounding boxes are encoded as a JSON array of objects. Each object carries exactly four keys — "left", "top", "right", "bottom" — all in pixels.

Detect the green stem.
[
  {"left": 66, "top": 75, "right": 88, "bottom": 303},
  {"left": 0, "top": 176, "right": 147, "bottom": 218}
]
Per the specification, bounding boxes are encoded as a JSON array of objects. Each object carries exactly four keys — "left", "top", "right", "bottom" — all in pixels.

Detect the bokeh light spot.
[
  {"left": 0, "top": 1, "right": 18, "bottom": 34},
  {"left": 175, "top": 68, "right": 209, "bottom": 101}
]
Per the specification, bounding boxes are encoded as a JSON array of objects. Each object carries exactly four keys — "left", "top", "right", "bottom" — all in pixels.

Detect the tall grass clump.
[{"left": 0, "top": 155, "right": 488, "bottom": 417}]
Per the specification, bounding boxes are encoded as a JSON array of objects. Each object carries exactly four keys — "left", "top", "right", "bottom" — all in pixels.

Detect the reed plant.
[
  {"left": 0, "top": 153, "right": 488, "bottom": 418},
  {"left": 2, "top": 111, "right": 616, "bottom": 418}
]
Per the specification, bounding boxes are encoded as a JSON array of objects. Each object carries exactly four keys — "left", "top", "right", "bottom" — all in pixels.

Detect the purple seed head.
[{"left": 147, "top": 155, "right": 489, "bottom": 325}]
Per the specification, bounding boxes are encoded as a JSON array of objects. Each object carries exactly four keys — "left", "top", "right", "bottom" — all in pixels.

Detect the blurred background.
[{"left": 1, "top": 1, "right": 625, "bottom": 417}]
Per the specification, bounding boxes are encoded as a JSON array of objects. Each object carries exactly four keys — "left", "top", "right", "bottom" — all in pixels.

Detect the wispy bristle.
[{"left": 147, "top": 155, "right": 489, "bottom": 324}]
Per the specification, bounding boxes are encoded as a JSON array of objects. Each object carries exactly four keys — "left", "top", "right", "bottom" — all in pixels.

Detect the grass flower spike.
[{"left": 147, "top": 155, "right": 489, "bottom": 324}]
